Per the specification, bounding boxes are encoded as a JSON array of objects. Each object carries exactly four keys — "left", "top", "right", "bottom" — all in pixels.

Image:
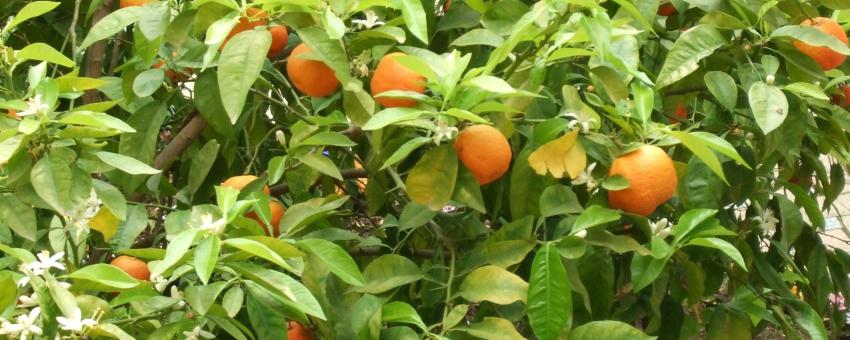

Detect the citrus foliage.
[{"left": 2, "top": 0, "right": 850, "bottom": 339}]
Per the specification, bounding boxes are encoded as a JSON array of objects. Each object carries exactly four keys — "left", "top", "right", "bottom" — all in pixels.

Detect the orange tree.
[{"left": 3, "top": 0, "right": 850, "bottom": 339}]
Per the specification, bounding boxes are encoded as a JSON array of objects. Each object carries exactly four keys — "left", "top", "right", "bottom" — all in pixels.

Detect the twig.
[
  {"left": 70, "top": 0, "right": 81, "bottom": 59},
  {"left": 154, "top": 113, "right": 208, "bottom": 171},
  {"left": 269, "top": 168, "right": 368, "bottom": 195},
  {"left": 82, "top": 0, "right": 115, "bottom": 104}
]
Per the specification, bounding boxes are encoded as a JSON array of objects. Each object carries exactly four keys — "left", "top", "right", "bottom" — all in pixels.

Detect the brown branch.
[
  {"left": 154, "top": 113, "right": 208, "bottom": 170},
  {"left": 269, "top": 168, "right": 368, "bottom": 196},
  {"left": 81, "top": 0, "right": 115, "bottom": 104}
]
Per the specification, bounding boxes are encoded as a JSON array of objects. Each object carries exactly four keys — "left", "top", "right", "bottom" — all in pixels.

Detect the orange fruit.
[
  {"left": 793, "top": 17, "right": 849, "bottom": 71},
  {"left": 110, "top": 256, "right": 150, "bottom": 281},
  {"left": 607, "top": 145, "right": 677, "bottom": 216},
  {"left": 152, "top": 60, "right": 190, "bottom": 83},
  {"left": 287, "top": 321, "right": 311, "bottom": 340},
  {"left": 6, "top": 109, "right": 18, "bottom": 120},
  {"left": 222, "top": 175, "right": 271, "bottom": 195},
  {"left": 453, "top": 125, "right": 512, "bottom": 185},
  {"left": 119, "top": 0, "right": 150, "bottom": 8},
  {"left": 286, "top": 43, "right": 340, "bottom": 97},
  {"left": 674, "top": 104, "right": 688, "bottom": 120},
  {"left": 657, "top": 3, "right": 676, "bottom": 16},
  {"left": 220, "top": 8, "right": 269, "bottom": 51},
  {"left": 267, "top": 25, "right": 289, "bottom": 59},
  {"left": 443, "top": 0, "right": 452, "bottom": 12},
  {"left": 246, "top": 200, "right": 286, "bottom": 237},
  {"left": 370, "top": 52, "right": 426, "bottom": 108}
]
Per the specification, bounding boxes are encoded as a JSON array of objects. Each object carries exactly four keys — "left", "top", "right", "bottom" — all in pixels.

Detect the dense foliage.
[{"left": 3, "top": 0, "right": 850, "bottom": 339}]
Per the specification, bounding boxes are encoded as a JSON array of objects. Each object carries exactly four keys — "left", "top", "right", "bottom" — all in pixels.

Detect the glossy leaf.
[
  {"left": 458, "top": 265, "right": 528, "bottom": 305},
  {"left": 405, "top": 144, "right": 458, "bottom": 211},
  {"left": 656, "top": 25, "right": 727, "bottom": 89},
  {"left": 748, "top": 81, "right": 789, "bottom": 135},
  {"left": 298, "top": 239, "right": 366, "bottom": 286},
  {"left": 528, "top": 243, "right": 571, "bottom": 340},
  {"left": 218, "top": 29, "right": 272, "bottom": 123}
]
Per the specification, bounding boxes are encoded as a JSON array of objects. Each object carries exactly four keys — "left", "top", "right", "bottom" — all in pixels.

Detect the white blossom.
[
  {"left": 182, "top": 326, "right": 215, "bottom": 340},
  {"left": 352, "top": 11, "right": 384, "bottom": 29},
  {"left": 753, "top": 208, "right": 779, "bottom": 232},
  {"left": 14, "top": 95, "right": 49, "bottom": 118},
  {"left": 56, "top": 307, "right": 98, "bottom": 333},
  {"left": 170, "top": 286, "right": 186, "bottom": 308},
  {"left": 0, "top": 307, "right": 43, "bottom": 340},
  {"left": 34, "top": 250, "right": 66, "bottom": 272},
  {"left": 571, "top": 163, "right": 597, "bottom": 188},
  {"left": 564, "top": 112, "right": 592, "bottom": 133},
  {"left": 432, "top": 121, "right": 458, "bottom": 145},
  {"left": 197, "top": 213, "right": 226, "bottom": 235},
  {"left": 152, "top": 275, "right": 169, "bottom": 293},
  {"left": 652, "top": 218, "right": 670, "bottom": 238}
]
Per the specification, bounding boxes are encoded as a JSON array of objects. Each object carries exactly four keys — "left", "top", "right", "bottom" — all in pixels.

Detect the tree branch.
[
  {"left": 348, "top": 246, "right": 449, "bottom": 258},
  {"left": 154, "top": 113, "right": 208, "bottom": 171},
  {"left": 81, "top": 0, "right": 115, "bottom": 104}
]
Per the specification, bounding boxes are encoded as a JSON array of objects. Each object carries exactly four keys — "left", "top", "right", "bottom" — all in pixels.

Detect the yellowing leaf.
[
  {"left": 527, "top": 130, "right": 587, "bottom": 179},
  {"left": 89, "top": 207, "right": 120, "bottom": 241}
]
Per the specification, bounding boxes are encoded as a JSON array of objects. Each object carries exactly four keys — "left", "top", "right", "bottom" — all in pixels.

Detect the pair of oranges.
[
  {"left": 222, "top": 175, "right": 286, "bottom": 237},
  {"left": 285, "top": 48, "right": 426, "bottom": 108}
]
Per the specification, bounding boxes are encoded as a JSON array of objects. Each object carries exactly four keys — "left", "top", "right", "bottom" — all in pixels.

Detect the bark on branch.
[
  {"left": 154, "top": 113, "right": 208, "bottom": 171},
  {"left": 82, "top": 0, "right": 115, "bottom": 104}
]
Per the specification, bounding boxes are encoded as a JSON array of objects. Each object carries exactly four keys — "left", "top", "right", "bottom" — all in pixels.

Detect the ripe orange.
[
  {"left": 793, "top": 17, "right": 849, "bottom": 71},
  {"left": 287, "top": 321, "right": 311, "bottom": 340},
  {"left": 674, "top": 104, "right": 688, "bottom": 120},
  {"left": 370, "top": 52, "right": 426, "bottom": 108},
  {"left": 220, "top": 8, "right": 268, "bottom": 51},
  {"left": 119, "top": 0, "right": 150, "bottom": 8},
  {"left": 607, "top": 145, "right": 677, "bottom": 216},
  {"left": 222, "top": 175, "right": 271, "bottom": 195},
  {"left": 6, "top": 109, "right": 18, "bottom": 120},
  {"left": 246, "top": 200, "right": 286, "bottom": 237},
  {"left": 657, "top": 3, "right": 676, "bottom": 16},
  {"left": 453, "top": 125, "right": 512, "bottom": 185},
  {"left": 267, "top": 25, "right": 289, "bottom": 59},
  {"left": 443, "top": 0, "right": 452, "bottom": 12},
  {"left": 110, "top": 256, "right": 150, "bottom": 281},
  {"left": 286, "top": 43, "right": 340, "bottom": 97}
]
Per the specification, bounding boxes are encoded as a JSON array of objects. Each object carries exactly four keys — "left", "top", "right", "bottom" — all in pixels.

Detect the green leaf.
[
  {"left": 778, "top": 195, "right": 804, "bottom": 249},
  {"left": 771, "top": 25, "right": 850, "bottom": 55},
  {"left": 783, "top": 82, "right": 828, "bottom": 100},
  {"left": 246, "top": 292, "right": 288, "bottom": 340},
  {"left": 110, "top": 205, "right": 149, "bottom": 250},
  {"left": 295, "top": 151, "right": 343, "bottom": 180},
  {"left": 186, "top": 140, "right": 220, "bottom": 198},
  {"left": 443, "top": 304, "right": 469, "bottom": 331},
  {"left": 669, "top": 209, "right": 717, "bottom": 244},
  {"left": 380, "top": 136, "right": 430, "bottom": 170},
  {"left": 451, "top": 165, "right": 486, "bottom": 213},
  {"left": 528, "top": 243, "right": 572, "bottom": 340},
  {"left": 30, "top": 153, "right": 73, "bottom": 214},
  {"left": 458, "top": 265, "right": 528, "bottom": 305},
  {"left": 405, "top": 144, "right": 458, "bottom": 211},
  {"left": 137, "top": 2, "right": 170, "bottom": 40},
  {"left": 398, "top": 0, "right": 429, "bottom": 44},
  {"left": 670, "top": 131, "right": 728, "bottom": 184},
  {"left": 631, "top": 81, "right": 653, "bottom": 124},
  {"left": 704, "top": 71, "right": 738, "bottom": 111},
  {"left": 0, "top": 274, "right": 17, "bottom": 314},
  {"left": 398, "top": 202, "right": 437, "bottom": 230},
  {"left": 218, "top": 29, "right": 272, "bottom": 123},
  {"left": 194, "top": 236, "right": 220, "bottom": 285},
  {"left": 443, "top": 108, "right": 490, "bottom": 124},
  {"left": 539, "top": 184, "right": 583, "bottom": 217},
  {"left": 278, "top": 196, "right": 347, "bottom": 235},
  {"left": 686, "top": 237, "right": 747, "bottom": 271},
  {"left": 706, "top": 308, "right": 752, "bottom": 340},
  {"left": 362, "top": 108, "right": 425, "bottom": 130},
  {"left": 17, "top": 43, "right": 74, "bottom": 67},
  {"left": 571, "top": 205, "right": 620, "bottom": 235},
  {"left": 0, "top": 194, "right": 37, "bottom": 242},
  {"left": 465, "top": 75, "right": 516, "bottom": 94},
  {"left": 748, "top": 81, "right": 789, "bottom": 134},
  {"left": 233, "top": 263, "right": 326, "bottom": 320},
  {"left": 0, "top": 134, "right": 24, "bottom": 165},
  {"left": 132, "top": 68, "right": 164, "bottom": 97},
  {"left": 94, "top": 151, "right": 160, "bottom": 175},
  {"left": 67, "top": 264, "right": 141, "bottom": 289},
  {"left": 222, "top": 286, "right": 244, "bottom": 318},
  {"left": 298, "top": 239, "right": 366, "bottom": 286},
  {"left": 568, "top": 321, "right": 654, "bottom": 340},
  {"left": 322, "top": 7, "right": 346, "bottom": 39},
  {"left": 184, "top": 282, "right": 228, "bottom": 316},
  {"left": 7, "top": 1, "right": 61, "bottom": 31},
  {"left": 60, "top": 111, "right": 136, "bottom": 133},
  {"left": 784, "top": 298, "right": 828, "bottom": 340},
  {"left": 224, "top": 238, "right": 295, "bottom": 272},
  {"left": 584, "top": 230, "right": 651, "bottom": 256},
  {"left": 354, "top": 254, "right": 423, "bottom": 294},
  {"left": 382, "top": 301, "right": 427, "bottom": 331},
  {"left": 148, "top": 229, "right": 198, "bottom": 279},
  {"left": 656, "top": 25, "right": 727, "bottom": 89},
  {"left": 689, "top": 132, "right": 751, "bottom": 169},
  {"left": 452, "top": 28, "right": 505, "bottom": 47},
  {"left": 80, "top": 6, "right": 147, "bottom": 49},
  {"left": 299, "top": 132, "right": 356, "bottom": 147},
  {"left": 630, "top": 254, "right": 668, "bottom": 292},
  {"left": 454, "top": 317, "right": 527, "bottom": 340}
]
